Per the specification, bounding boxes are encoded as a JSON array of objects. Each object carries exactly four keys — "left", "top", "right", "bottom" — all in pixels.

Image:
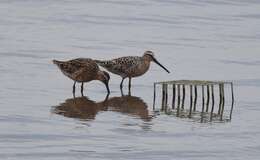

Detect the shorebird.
[
  {"left": 95, "top": 51, "right": 170, "bottom": 90},
  {"left": 53, "top": 58, "right": 110, "bottom": 94}
]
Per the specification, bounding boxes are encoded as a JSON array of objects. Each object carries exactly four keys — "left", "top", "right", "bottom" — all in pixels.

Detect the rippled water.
[{"left": 1, "top": 0, "right": 260, "bottom": 159}]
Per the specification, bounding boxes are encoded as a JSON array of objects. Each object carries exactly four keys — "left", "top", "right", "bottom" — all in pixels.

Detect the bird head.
[
  {"left": 143, "top": 50, "right": 170, "bottom": 73},
  {"left": 98, "top": 71, "right": 110, "bottom": 94}
]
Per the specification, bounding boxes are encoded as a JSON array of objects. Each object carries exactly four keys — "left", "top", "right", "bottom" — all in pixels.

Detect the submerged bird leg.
[
  {"left": 128, "top": 89, "right": 131, "bottom": 96},
  {"left": 73, "top": 81, "right": 76, "bottom": 94},
  {"left": 81, "top": 82, "right": 84, "bottom": 95},
  {"left": 120, "top": 78, "right": 125, "bottom": 89},
  {"left": 73, "top": 91, "right": 76, "bottom": 98}
]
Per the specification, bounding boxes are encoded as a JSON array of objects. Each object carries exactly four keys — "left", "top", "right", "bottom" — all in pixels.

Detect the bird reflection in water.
[{"left": 52, "top": 93, "right": 153, "bottom": 122}]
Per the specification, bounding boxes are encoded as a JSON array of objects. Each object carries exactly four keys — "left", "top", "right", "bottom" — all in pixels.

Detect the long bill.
[{"left": 152, "top": 57, "right": 170, "bottom": 73}]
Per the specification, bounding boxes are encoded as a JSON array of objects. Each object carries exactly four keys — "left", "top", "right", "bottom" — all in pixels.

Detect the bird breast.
[{"left": 127, "top": 60, "right": 150, "bottom": 77}]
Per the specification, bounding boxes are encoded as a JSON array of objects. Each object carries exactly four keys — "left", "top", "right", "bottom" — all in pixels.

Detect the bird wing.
[
  {"left": 97, "top": 56, "right": 141, "bottom": 75},
  {"left": 58, "top": 58, "right": 98, "bottom": 77},
  {"left": 114, "top": 56, "right": 140, "bottom": 72}
]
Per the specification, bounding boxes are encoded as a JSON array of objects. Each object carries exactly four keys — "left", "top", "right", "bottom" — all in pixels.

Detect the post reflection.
[{"left": 159, "top": 106, "right": 232, "bottom": 123}]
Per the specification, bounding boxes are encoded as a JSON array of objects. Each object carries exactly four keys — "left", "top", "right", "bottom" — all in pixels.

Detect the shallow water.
[{"left": 1, "top": 0, "right": 260, "bottom": 159}]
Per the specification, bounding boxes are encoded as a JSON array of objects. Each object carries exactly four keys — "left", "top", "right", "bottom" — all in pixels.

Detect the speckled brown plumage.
[
  {"left": 95, "top": 51, "right": 170, "bottom": 90},
  {"left": 53, "top": 58, "right": 110, "bottom": 94}
]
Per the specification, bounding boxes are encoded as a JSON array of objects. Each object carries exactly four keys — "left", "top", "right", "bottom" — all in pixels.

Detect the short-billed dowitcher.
[
  {"left": 53, "top": 58, "right": 110, "bottom": 94},
  {"left": 95, "top": 51, "right": 170, "bottom": 90}
]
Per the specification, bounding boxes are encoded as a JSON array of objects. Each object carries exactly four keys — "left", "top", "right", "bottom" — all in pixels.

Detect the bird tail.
[
  {"left": 94, "top": 59, "right": 103, "bottom": 64},
  {"left": 52, "top": 59, "right": 64, "bottom": 68},
  {"left": 53, "top": 59, "right": 58, "bottom": 64},
  {"left": 53, "top": 59, "right": 62, "bottom": 64}
]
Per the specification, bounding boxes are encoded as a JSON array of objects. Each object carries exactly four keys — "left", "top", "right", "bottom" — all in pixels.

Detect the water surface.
[{"left": 1, "top": 0, "right": 260, "bottom": 159}]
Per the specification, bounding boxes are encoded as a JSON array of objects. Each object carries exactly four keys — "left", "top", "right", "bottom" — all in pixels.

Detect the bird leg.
[
  {"left": 120, "top": 88, "right": 124, "bottom": 96},
  {"left": 81, "top": 82, "right": 84, "bottom": 96},
  {"left": 120, "top": 78, "right": 125, "bottom": 89},
  {"left": 73, "top": 81, "right": 76, "bottom": 94},
  {"left": 128, "top": 89, "right": 131, "bottom": 96},
  {"left": 128, "top": 77, "right": 132, "bottom": 91}
]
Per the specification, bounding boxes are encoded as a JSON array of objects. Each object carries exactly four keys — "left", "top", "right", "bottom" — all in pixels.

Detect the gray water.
[{"left": 1, "top": 0, "right": 260, "bottom": 159}]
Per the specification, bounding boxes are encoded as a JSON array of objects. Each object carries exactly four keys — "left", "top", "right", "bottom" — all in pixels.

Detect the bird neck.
[{"left": 95, "top": 71, "right": 103, "bottom": 81}]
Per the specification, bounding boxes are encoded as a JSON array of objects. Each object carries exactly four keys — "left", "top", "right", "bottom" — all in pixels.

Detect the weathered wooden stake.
[
  {"left": 193, "top": 85, "right": 198, "bottom": 111},
  {"left": 189, "top": 85, "right": 193, "bottom": 118},
  {"left": 153, "top": 83, "right": 156, "bottom": 110},
  {"left": 210, "top": 85, "right": 215, "bottom": 121},
  {"left": 206, "top": 85, "right": 210, "bottom": 112},
  {"left": 177, "top": 84, "right": 181, "bottom": 116},
  {"left": 202, "top": 85, "right": 205, "bottom": 112},
  {"left": 161, "top": 84, "right": 166, "bottom": 110},
  {"left": 172, "top": 84, "right": 176, "bottom": 109},
  {"left": 181, "top": 84, "right": 185, "bottom": 109},
  {"left": 165, "top": 84, "right": 168, "bottom": 110},
  {"left": 201, "top": 85, "right": 205, "bottom": 122},
  {"left": 218, "top": 84, "right": 222, "bottom": 114},
  {"left": 230, "top": 83, "right": 234, "bottom": 119},
  {"left": 220, "top": 84, "right": 225, "bottom": 120}
]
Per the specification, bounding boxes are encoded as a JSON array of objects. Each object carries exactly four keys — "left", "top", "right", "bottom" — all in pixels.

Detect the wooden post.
[
  {"left": 201, "top": 85, "right": 205, "bottom": 122},
  {"left": 220, "top": 84, "right": 225, "bottom": 120},
  {"left": 177, "top": 84, "right": 181, "bottom": 116},
  {"left": 161, "top": 84, "right": 165, "bottom": 110},
  {"left": 189, "top": 85, "right": 193, "bottom": 118},
  {"left": 172, "top": 84, "right": 176, "bottom": 109},
  {"left": 210, "top": 84, "right": 215, "bottom": 121},
  {"left": 193, "top": 85, "right": 197, "bottom": 111},
  {"left": 165, "top": 84, "right": 168, "bottom": 110},
  {"left": 201, "top": 85, "right": 205, "bottom": 112},
  {"left": 218, "top": 84, "right": 222, "bottom": 114},
  {"left": 153, "top": 83, "right": 156, "bottom": 110},
  {"left": 230, "top": 82, "right": 234, "bottom": 119},
  {"left": 206, "top": 85, "right": 210, "bottom": 112},
  {"left": 181, "top": 84, "right": 185, "bottom": 109}
]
